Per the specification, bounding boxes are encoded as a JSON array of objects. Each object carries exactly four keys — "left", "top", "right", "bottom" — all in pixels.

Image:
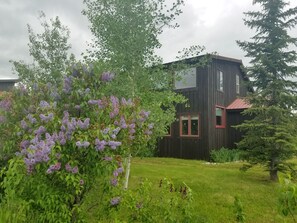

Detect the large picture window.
[
  {"left": 215, "top": 106, "right": 225, "bottom": 128},
  {"left": 175, "top": 68, "right": 196, "bottom": 89},
  {"left": 180, "top": 115, "right": 199, "bottom": 136},
  {"left": 217, "top": 70, "right": 223, "bottom": 91}
]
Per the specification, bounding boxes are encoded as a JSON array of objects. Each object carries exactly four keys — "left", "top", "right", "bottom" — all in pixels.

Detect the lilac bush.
[{"left": 0, "top": 63, "right": 154, "bottom": 222}]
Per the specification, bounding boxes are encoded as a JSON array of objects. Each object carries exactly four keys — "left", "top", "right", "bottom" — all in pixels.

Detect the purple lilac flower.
[
  {"left": 95, "top": 139, "right": 107, "bottom": 151},
  {"left": 101, "top": 72, "right": 115, "bottom": 82},
  {"left": 72, "top": 166, "right": 78, "bottom": 174},
  {"left": 34, "top": 126, "right": 46, "bottom": 136},
  {"left": 80, "top": 179, "right": 84, "bottom": 185},
  {"left": 40, "top": 100, "right": 50, "bottom": 108},
  {"left": 111, "top": 178, "right": 118, "bottom": 186},
  {"left": 27, "top": 114, "right": 37, "bottom": 124},
  {"left": 50, "top": 90, "right": 60, "bottom": 100},
  {"left": 85, "top": 88, "right": 90, "bottom": 94},
  {"left": 148, "top": 123, "right": 154, "bottom": 129},
  {"left": 129, "top": 129, "right": 136, "bottom": 134},
  {"left": 77, "top": 118, "right": 90, "bottom": 130},
  {"left": 110, "top": 197, "right": 120, "bottom": 206},
  {"left": 117, "top": 167, "right": 124, "bottom": 173},
  {"left": 39, "top": 113, "right": 54, "bottom": 123},
  {"left": 113, "top": 127, "right": 121, "bottom": 135},
  {"left": 63, "top": 76, "right": 72, "bottom": 93},
  {"left": 20, "top": 140, "right": 30, "bottom": 150},
  {"left": 76, "top": 141, "right": 90, "bottom": 148},
  {"left": 75, "top": 105, "right": 81, "bottom": 110},
  {"left": 21, "top": 120, "right": 28, "bottom": 130},
  {"left": 108, "top": 141, "right": 122, "bottom": 150},
  {"left": 113, "top": 170, "right": 119, "bottom": 177},
  {"left": 65, "top": 163, "right": 72, "bottom": 172},
  {"left": 88, "top": 99, "right": 99, "bottom": 105},
  {"left": 120, "top": 117, "right": 127, "bottom": 129},
  {"left": 102, "top": 128, "right": 110, "bottom": 135},
  {"left": 0, "top": 99, "right": 11, "bottom": 111},
  {"left": 103, "top": 156, "right": 113, "bottom": 161}
]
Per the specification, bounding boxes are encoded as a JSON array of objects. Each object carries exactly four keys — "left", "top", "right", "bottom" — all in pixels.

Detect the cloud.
[{"left": 1, "top": 0, "right": 297, "bottom": 79}]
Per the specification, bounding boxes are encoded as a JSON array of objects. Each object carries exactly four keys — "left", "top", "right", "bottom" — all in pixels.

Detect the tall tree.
[
  {"left": 11, "top": 11, "right": 75, "bottom": 86},
  {"left": 237, "top": 0, "right": 297, "bottom": 181},
  {"left": 82, "top": 0, "right": 191, "bottom": 153}
]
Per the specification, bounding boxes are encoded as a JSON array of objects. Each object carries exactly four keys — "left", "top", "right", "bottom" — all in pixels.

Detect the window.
[
  {"left": 215, "top": 106, "right": 225, "bottom": 128},
  {"left": 236, "top": 74, "right": 240, "bottom": 94},
  {"left": 175, "top": 68, "right": 196, "bottom": 89},
  {"left": 180, "top": 115, "right": 199, "bottom": 136},
  {"left": 217, "top": 70, "right": 223, "bottom": 91}
]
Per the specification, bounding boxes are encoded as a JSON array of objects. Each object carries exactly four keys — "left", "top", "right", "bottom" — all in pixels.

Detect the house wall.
[
  {"left": 0, "top": 82, "right": 15, "bottom": 91},
  {"left": 207, "top": 58, "right": 247, "bottom": 151},
  {"left": 158, "top": 65, "right": 210, "bottom": 159}
]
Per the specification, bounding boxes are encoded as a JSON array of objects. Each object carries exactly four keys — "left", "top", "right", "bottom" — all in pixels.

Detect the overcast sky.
[{"left": 1, "top": 0, "right": 297, "bottom": 79}]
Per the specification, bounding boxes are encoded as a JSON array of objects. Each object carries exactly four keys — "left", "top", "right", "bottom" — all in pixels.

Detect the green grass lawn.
[{"left": 84, "top": 157, "right": 294, "bottom": 223}]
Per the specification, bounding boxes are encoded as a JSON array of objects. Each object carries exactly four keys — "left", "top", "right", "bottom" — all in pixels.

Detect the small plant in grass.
[
  {"left": 210, "top": 147, "right": 242, "bottom": 163},
  {"left": 91, "top": 178, "right": 198, "bottom": 222},
  {"left": 278, "top": 175, "right": 297, "bottom": 222},
  {"left": 234, "top": 196, "right": 246, "bottom": 223}
]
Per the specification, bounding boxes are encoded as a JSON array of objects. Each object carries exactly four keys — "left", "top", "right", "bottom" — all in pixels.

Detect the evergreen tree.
[
  {"left": 237, "top": 0, "right": 297, "bottom": 181},
  {"left": 10, "top": 11, "right": 75, "bottom": 86}
]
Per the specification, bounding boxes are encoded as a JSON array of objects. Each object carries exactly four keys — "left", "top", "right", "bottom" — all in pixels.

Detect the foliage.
[
  {"left": 0, "top": 64, "right": 154, "bottom": 222},
  {"left": 236, "top": 0, "right": 297, "bottom": 181},
  {"left": 84, "top": 177, "right": 195, "bottom": 222},
  {"left": 278, "top": 175, "right": 297, "bottom": 222},
  {"left": 233, "top": 196, "right": 246, "bottom": 223},
  {"left": 10, "top": 11, "right": 75, "bottom": 86},
  {"left": 210, "top": 147, "right": 242, "bottom": 163}
]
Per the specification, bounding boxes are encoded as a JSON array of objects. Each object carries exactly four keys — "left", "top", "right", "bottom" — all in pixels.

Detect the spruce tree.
[{"left": 237, "top": 0, "right": 297, "bottom": 181}]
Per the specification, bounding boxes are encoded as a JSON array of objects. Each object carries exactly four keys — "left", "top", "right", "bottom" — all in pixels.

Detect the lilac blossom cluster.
[
  {"left": 110, "top": 96, "right": 119, "bottom": 118},
  {"left": 110, "top": 197, "right": 120, "bottom": 206},
  {"left": 40, "top": 113, "right": 54, "bottom": 123},
  {"left": 63, "top": 76, "right": 72, "bottom": 94},
  {"left": 0, "top": 98, "right": 11, "bottom": 111},
  {"left": 65, "top": 163, "right": 79, "bottom": 174},
  {"left": 101, "top": 72, "right": 115, "bottom": 82}
]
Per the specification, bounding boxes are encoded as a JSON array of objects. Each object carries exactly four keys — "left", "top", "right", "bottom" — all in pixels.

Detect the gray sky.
[{"left": 1, "top": 0, "right": 297, "bottom": 79}]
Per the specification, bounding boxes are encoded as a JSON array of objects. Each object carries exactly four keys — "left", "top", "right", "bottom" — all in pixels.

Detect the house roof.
[{"left": 226, "top": 98, "right": 251, "bottom": 110}]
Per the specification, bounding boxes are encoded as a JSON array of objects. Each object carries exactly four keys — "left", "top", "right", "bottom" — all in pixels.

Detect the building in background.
[{"left": 158, "top": 55, "right": 251, "bottom": 160}]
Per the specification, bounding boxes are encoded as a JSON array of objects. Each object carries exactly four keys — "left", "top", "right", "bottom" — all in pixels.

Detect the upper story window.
[
  {"left": 215, "top": 106, "right": 225, "bottom": 128},
  {"left": 174, "top": 68, "right": 196, "bottom": 89},
  {"left": 217, "top": 70, "right": 223, "bottom": 92},
  {"left": 180, "top": 114, "right": 199, "bottom": 137},
  {"left": 236, "top": 74, "right": 240, "bottom": 94}
]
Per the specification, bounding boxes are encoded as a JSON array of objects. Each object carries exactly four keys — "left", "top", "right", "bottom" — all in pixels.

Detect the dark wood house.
[
  {"left": 0, "top": 77, "right": 18, "bottom": 92},
  {"left": 158, "top": 55, "right": 250, "bottom": 160}
]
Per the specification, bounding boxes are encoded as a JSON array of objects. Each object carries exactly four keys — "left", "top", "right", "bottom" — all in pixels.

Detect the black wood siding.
[{"left": 0, "top": 82, "right": 15, "bottom": 91}]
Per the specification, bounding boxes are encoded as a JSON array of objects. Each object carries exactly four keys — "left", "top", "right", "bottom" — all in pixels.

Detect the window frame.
[
  {"left": 216, "top": 70, "right": 224, "bottom": 92},
  {"left": 179, "top": 114, "right": 200, "bottom": 137},
  {"left": 215, "top": 105, "right": 226, "bottom": 129},
  {"left": 236, "top": 74, "right": 240, "bottom": 94}
]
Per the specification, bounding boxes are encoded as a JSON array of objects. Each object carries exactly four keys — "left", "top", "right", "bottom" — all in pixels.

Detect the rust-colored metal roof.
[{"left": 226, "top": 98, "right": 251, "bottom": 110}]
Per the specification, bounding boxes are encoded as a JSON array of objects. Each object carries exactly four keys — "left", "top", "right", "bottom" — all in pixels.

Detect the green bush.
[{"left": 210, "top": 147, "right": 242, "bottom": 163}]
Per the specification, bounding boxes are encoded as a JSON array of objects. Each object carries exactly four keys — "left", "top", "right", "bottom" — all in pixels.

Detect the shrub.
[{"left": 210, "top": 147, "right": 242, "bottom": 163}]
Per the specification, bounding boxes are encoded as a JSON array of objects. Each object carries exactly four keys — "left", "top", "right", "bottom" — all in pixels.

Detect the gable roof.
[{"left": 226, "top": 98, "right": 251, "bottom": 110}]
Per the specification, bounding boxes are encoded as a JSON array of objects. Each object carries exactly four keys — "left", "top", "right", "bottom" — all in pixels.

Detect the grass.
[{"left": 83, "top": 157, "right": 293, "bottom": 223}]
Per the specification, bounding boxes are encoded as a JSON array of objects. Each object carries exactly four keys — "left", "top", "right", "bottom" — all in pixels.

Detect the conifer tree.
[{"left": 237, "top": 0, "right": 297, "bottom": 181}]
